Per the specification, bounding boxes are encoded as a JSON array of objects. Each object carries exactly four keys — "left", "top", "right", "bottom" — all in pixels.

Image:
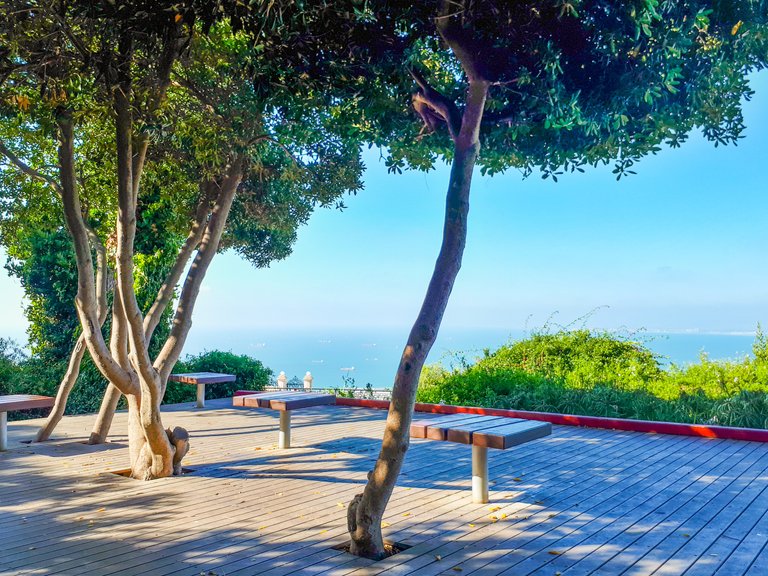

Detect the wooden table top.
[
  {"left": 0, "top": 394, "right": 56, "bottom": 412},
  {"left": 169, "top": 372, "right": 237, "bottom": 385},
  {"left": 411, "top": 413, "right": 552, "bottom": 450},
  {"left": 233, "top": 391, "right": 336, "bottom": 411}
]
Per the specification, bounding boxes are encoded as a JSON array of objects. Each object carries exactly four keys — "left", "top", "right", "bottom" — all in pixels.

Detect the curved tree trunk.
[
  {"left": 348, "top": 142, "right": 481, "bottom": 558},
  {"left": 35, "top": 230, "right": 110, "bottom": 443},
  {"left": 88, "top": 384, "right": 122, "bottom": 444},
  {"left": 34, "top": 336, "right": 87, "bottom": 442},
  {"left": 347, "top": 51, "right": 489, "bottom": 555}
]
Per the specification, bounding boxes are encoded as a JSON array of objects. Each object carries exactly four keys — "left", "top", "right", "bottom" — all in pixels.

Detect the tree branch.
[
  {"left": 143, "top": 181, "right": 214, "bottom": 343},
  {"left": 154, "top": 159, "right": 244, "bottom": 383},
  {"left": 112, "top": 37, "right": 158, "bottom": 388},
  {"left": 41, "top": 4, "right": 94, "bottom": 63},
  {"left": 435, "top": 0, "right": 489, "bottom": 83},
  {"left": 0, "top": 141, "right": 62, "bottom": 193},
  {"left": 56, "top": 111, "right": 137, "bottom": 396},
  {"left": 409, "top": 68, "right": 462, "bottom": 140}
]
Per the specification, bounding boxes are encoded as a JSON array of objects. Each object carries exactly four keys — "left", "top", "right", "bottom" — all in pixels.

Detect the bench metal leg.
[
  {"left": 196, "top": 384, "right": 205, "bottom": 408},
  {"left": 472, "top": 445, "right": 489, "bottom": 503},
  {"left": 0, "top": 411, "right": 7, "bottom": 451},
  {"left": 279, "top": 411, "right": 291, "bottom": 449}
]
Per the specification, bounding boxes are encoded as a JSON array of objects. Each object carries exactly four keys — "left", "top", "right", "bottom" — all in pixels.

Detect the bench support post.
[
  {"left": 0, "top": 411, "right": 7, "bottom": 451},
  {"left": 472, "top": 445, "right": 489, "bottom": 503},
  {"left": 279, "top": 411, "right": 291, "bottom": 449},
  {"left": 196, "top": 384, "right": 205, "bottom": 409}
]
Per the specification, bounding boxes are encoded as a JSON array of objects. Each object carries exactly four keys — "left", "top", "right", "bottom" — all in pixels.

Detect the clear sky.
[{"left": 1, "top": 71, "right": 766, "bottom": 344}]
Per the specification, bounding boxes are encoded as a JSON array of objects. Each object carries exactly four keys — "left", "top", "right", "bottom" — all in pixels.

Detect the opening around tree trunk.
[{"left": 125, "top": 393, "right": 189, "bottom": 480}]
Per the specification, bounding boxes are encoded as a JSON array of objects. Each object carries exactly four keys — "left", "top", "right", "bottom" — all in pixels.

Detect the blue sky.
[{"left": 1, "top": 71, "right": 766, "bottom": 343}]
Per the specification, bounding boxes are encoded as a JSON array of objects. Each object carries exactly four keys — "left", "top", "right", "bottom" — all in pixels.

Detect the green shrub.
[
  {"left": 416, "top": 329, "right": 768, "bottom": 429},
  {"left": 2, "top": 344, "right": 272, "bottom": 417}
]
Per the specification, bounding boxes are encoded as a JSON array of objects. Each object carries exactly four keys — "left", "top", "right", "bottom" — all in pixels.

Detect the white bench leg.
[
  {"left": 1, "top": 411, "right": 7, "bottom": 451},
  {"left": 472, "top": 445, "right": 489, "bottom": 503},
  {"left": 279, "top": 411, "right": 291, "bottom": 449},
  {"left": 196, "top": 384, "right": 205, "bottom": 408}
]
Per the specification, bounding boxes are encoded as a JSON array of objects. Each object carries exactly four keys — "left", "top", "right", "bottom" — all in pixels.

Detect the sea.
[{"left": 182, "top": 327, "right": 759, "bottom": 390}]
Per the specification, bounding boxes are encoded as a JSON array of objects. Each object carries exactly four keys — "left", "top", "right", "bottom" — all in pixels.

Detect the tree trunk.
[
  {"left": 347, "top": 141, "right": 480, "bottom": 559},
  {"left": 35, "top": 227, "right": 109, "bottom": 443},
  {"left": 88, "top": 383, "right": 122, "bottom": 444},
  {"left": 34, "top": 335, "right": 88, "bottom": 442},
  {"left": 125, "top": 387, "right": 189, "bottom": 480}
]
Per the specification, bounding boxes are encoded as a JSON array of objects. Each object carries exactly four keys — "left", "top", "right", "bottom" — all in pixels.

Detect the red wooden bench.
[
  {"left": 0, "top": 395, "right": 55, "bottom": 451},
  {"left": 233, "top": 391, "right": 336, "bottom": 448},
  {"left": 411, "top": 413, "right": 552, "bottom": 503}
]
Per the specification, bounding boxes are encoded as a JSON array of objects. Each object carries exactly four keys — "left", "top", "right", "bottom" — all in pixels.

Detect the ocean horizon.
[{"left": 181, "top": 327, "right": 759, "bottom": 390}]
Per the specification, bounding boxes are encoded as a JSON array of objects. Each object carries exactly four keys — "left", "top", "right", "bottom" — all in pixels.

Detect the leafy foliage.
[
  {"left": 360, "top": 1, "right": 768, "bottom": 180},
  {"left": 417, "top": 329, "right": 768, "bottom": 429}
]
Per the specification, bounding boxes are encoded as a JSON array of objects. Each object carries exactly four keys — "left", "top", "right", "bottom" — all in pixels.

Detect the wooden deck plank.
[
  {"left": 107, "top": 423, "right": 598, "bottom": 576},
  {"left": 2, "top": 400, "right": 767, "bottom": 575},
  {"left": 164, "top": 428, "right": 634, "bottom": 576},
  {"left": 621, "top": 444, "right": 768, "bottom": 575},
  {"left": 682, "top": 481, "right": 768, "bottom": 575},
  {"left": 535, "top": 440, "right": 761, "bottom": 576},
  {"left": 341, "top": 434, "right": 718, "bottom": 576}
]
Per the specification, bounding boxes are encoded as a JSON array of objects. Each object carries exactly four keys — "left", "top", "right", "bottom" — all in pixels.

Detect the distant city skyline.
[{"left": 1, "top": 71, "right": 766, "bottom": 346}]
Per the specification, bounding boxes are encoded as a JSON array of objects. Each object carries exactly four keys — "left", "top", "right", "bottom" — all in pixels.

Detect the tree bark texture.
[
  {"left": 35, "top": 231, "right": 110, "bottom": 442},
  {"left": 34, "top": 335, "right": 88, "bottom": 442},
  {"left": 348, "top": 12, "right": 489, "bottom": 551},
  {"left": 88, "top": 384, "right": 121, "bottom": 445},
  {"left": 347, "top": 143, "right": 479, "bottom": 558}
]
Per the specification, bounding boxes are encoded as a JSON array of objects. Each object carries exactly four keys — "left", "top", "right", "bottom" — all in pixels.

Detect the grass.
[{"left": 416, "top": 329, "right": 768, "bottom": 429}]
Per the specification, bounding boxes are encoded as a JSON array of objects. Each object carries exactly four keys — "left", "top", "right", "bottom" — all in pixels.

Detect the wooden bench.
[
  {"left": 0, "top": 395, "right": 55, "bottom": 451},
  {"left": 411, "top": 413, "right": 552, "bottom": 503},
  {"left": 233, "top": 391, "right": 336, "bottom": 448},
  {"left": 169, "top": 372, "right": 236, "bottom": 408}
]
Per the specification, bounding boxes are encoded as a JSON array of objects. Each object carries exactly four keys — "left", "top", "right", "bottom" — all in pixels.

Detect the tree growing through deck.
[
  {"left": 0, "top": 2, "right": 363, "bottom": 479},
  {"left": 339, "top": 0, "right": 768, "bottom": 560}
]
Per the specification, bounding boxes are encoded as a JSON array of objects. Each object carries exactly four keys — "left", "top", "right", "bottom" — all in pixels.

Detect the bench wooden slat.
[
  {"left": 233, "top": 393, "right": 294, "bottom": 408},
  {"left": 420, "top": 415, "right": 510, "bottom": 444},
  {"left": 233, "top": 392, "right": 335, "bottom": 411},
  {"left": 234, "top": 393, "right": 289, "bottom": 408},
  {"left": 417, "top": 416, "right": 513, "bottom": 442},
  {"left": 473, "top": 419, "right": 553, "bottom": 450},
  {"left": 269, "top": 394, "right": 336, "bottom": 411},
  {"left": 0, "top": 395, "right": 56, "bottom": 412},
  {"left": 411, "top": 415, "right": 488, "bottom": 439},
  {"left": 169, "top": 372, "right": 236, "bottom": 385},
  {"left": 445, "top": 417, "right": 526, "bottom": 444}
]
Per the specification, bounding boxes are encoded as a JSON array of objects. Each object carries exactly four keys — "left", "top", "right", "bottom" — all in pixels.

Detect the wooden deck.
[{"left": 1, "top": 399, "right": 767, "bottom": 575}]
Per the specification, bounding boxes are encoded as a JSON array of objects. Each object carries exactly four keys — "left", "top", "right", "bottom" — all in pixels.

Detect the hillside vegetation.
[{"left": 417, "top": 329, "right": 768, "bottom": 429}]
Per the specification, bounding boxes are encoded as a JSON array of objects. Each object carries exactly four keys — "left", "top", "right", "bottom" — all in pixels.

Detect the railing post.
[
  {"left": 303, "top": 371, "right": 313, "bottom": 391},
  {"left": 277, "top": 371, "right": 288, "bottom": 390}
]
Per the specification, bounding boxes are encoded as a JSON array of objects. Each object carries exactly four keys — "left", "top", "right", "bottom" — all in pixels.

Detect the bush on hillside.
[{"left": 417, "top": 329, "right": 768, "bottom": 429}]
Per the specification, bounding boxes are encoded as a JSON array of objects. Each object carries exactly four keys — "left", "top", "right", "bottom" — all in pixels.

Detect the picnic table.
[
  {"left": 411, "top": 413, "right": 552, "bottom": 503},
  {"left": 0, "top": 395, "right": 55, "bottom": 451},
  {"left": 233, "top": 391, "right": 336, "bottom": 448},
  {"left": 169, "top": 372, "right": 236, "bottom": 408}
]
